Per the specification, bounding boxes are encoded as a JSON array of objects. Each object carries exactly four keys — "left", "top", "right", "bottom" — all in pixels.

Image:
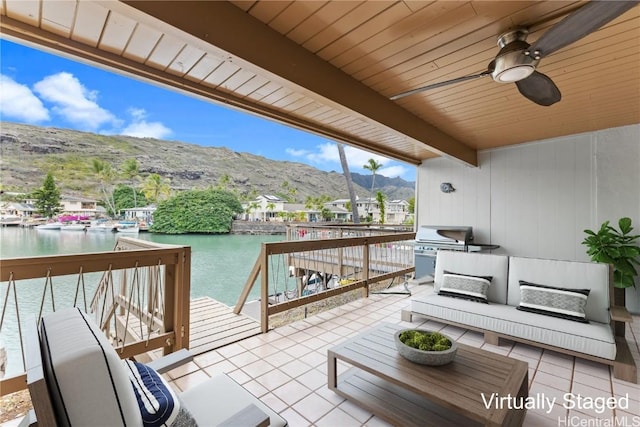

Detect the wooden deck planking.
[
  {"left": 188, "top": 297, "right": 262, "bottom": 355},
  {"left": 116, "top": 296, "right": 262, "bottom": 356}
]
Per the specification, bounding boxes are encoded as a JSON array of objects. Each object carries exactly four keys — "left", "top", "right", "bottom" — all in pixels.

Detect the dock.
[
  {"left": 188, "top": 297, "right": 262, "bottom": 354},
  {"left": 118, "top": 296, "right": 262, "bottom": 357}
]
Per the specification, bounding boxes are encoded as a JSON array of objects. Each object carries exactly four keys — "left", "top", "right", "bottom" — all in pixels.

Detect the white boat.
[
  {"left": 87, "top": 221, "right": 115, "bottom": 232},
  {"left": 117, "top": 224, "right": 139, "bottom": 233},
  {"left": 61, "top": 223, "right": 87, "bottom": 231},
  {"left": 36, "top": 222, "right": 63, "bottom": 230},
  {"left": 0, "top": 215, "right": 22, "bottom": 226}
]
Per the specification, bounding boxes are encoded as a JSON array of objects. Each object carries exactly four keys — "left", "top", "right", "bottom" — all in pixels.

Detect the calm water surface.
[{"left": 0, "top": 226, "right": 282, "bottom": 376}]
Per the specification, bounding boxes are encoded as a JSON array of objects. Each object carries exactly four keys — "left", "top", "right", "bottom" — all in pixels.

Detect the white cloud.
[
  {"left": 122, "top": 121, "right": 172, "bottom": 139},
  {"left": 33, "top": 72, "right": 117, "bottom": 130},
  {"left": 121, "top": 108, "right": 172, "bottom": 139},
  {"left": 287, "top": 142, "right": 410, "bottom": 178},
  {"left": 0, "top": 74, "right": 50, "bottom": 122},
  {"left": 378, "top": 165, "right": 408, "bottom": 178},
  {"left": 285, "top": 148, "right": 309, "bottom": 157}
]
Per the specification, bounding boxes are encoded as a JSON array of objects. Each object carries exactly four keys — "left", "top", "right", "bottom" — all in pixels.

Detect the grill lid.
[{"left": 415, "top": 226, "right": 473, "bottom": 244}]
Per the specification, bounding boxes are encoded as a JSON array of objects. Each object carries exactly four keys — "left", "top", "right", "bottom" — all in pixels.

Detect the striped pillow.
[
  {"left": 438, "top": 273, "right": 491, "bottom": 303},
  {"left": 124, "top": 360, "right": 196, "bottom": 426},
  {"left": 517, "top": 281, "right": 590, "bottom": 323}
]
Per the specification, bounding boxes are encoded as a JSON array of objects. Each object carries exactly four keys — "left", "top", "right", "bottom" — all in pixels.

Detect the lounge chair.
[{"left": 19, "top": 307, "right": 287, "bottom": 426}]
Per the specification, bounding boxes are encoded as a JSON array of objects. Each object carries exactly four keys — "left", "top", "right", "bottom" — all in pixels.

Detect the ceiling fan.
[{"left": 389, "top": 0, "right": 640, "bottom": 106}]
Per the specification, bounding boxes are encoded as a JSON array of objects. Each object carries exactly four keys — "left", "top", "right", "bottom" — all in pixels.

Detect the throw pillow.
[
  {"left": 517, "top": 280, "right": 590, "bottom": 323},
  {"left": 124, "top": 360, "right": 197, "bottom": 427},
  {"left": 443, "top": 270, "right": 493, "bottom": 282},
  {"left": 438, "top": 272, "right": 491, "bottom": 303}
]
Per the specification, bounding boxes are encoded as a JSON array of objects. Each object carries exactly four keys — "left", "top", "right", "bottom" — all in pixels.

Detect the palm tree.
[
  {"left": 363, "top": 158, "right": 382, "bottom": 217},
  {"left": 337, "top": 143, "right": 359, "bottom": 223},
  {"left": 142, "top": 173, "right": 171, "bottom": 203},
  {"left": 121, "top": 158, "right": 140, "bottom": 208},
  {"left": 266, "top": 202, "right": 276, "bottom": 221},
  {"left": 92, "top": 158, "right": 117, "bottom": 216},
  {"left": 376, "top": 190, "right": 387, "bottom": 224},
  {"left": 246, "top": 201, "right": 259, "bottom": 220}
]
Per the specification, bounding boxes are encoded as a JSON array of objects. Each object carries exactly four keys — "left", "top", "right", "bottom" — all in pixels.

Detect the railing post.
[
  {"left": 338, "top": 229, "right": 344, "bottom": 277},
  {"left": 179, "top": 248, "right": 191, "bottom": 351},
  {"left": 260, "top": 244, "right": 269, "bottom": 333},
  {"left": 163, "top": 263, "right": 176, "bottom": 356},
  {"left": 362, "top": 241, "right": 370, "bottom": 298}
]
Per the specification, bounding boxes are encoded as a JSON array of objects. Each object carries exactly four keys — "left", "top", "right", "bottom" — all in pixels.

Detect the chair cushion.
[
  {"left": 180, "top": 373, "right": 288, "bottom": 427},
  {"left": 40, "top": 308, "right": 142, "bottom": 426}
]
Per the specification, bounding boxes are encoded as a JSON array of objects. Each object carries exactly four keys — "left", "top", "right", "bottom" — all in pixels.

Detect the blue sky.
[{"left": 0, "top": 39, "right": 415, "bottom": 181}]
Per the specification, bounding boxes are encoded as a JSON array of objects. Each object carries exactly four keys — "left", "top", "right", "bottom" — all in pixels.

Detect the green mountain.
[{"left": 0, "top": 122, "right": 415, "bottom": 202}]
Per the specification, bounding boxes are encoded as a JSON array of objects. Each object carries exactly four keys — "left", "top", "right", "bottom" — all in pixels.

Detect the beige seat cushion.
[{"left": 180, "top": 373, "right": 288, "bottom": 426}]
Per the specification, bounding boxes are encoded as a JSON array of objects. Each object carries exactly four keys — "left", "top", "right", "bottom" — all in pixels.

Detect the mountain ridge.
[{"left": 0, "top": 122, "right": 415, "bottom": 202}]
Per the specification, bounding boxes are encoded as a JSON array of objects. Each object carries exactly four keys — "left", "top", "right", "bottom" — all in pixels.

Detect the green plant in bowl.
[
  {"left": 394, "top": 329, "right": 458, "bottom": 366},
  {"left": 398, "top": 330, "right": 452, "bottom": 351}
]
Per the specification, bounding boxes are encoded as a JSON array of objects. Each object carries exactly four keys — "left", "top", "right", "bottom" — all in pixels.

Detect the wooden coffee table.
[{"left": 328, "top": 323, "right": 528, "bottom": 427}]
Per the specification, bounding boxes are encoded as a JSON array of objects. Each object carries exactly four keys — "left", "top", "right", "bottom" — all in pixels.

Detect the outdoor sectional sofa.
[{"left": 401, "top": 250, "right": 637, "bottom": 383}]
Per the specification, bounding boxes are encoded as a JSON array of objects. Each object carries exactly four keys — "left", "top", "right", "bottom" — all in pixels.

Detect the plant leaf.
[{"left": 619, "top": 217, "right": 632, "bottom": 234}]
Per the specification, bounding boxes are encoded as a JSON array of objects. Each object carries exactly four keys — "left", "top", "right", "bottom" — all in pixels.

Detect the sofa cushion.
[
  {"left": 507, "top": 257, "right": 610, "bottom": 323},
  {"left": 438, "top": 273, "right": 491, "bottom": 303},
  {"left": 411, "top": 294, "right": 616, "bottom": 360},
  {"left": 517, "top": 281, "right": 590, "bottom": 323},
  {"left": 434, "top": 251, "right": 509, "bottom": 304},
  {"left": 40, "top": 308, "right": 142, "bottom": 426}
]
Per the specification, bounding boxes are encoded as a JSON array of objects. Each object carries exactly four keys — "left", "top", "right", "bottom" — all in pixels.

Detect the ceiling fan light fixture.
[
  {"left": 495, "top": 64, "right": 535, "bottom": 82},
  {"left": 491, "top": 50, "right": 539, "bottom": 83}
]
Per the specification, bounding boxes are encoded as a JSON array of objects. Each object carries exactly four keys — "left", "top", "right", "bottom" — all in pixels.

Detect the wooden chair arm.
[
  {"left": 218, "top": 403, "right": 270, "bottom": 427},
  {"left": 145, "top": 348, "right": 194, "bottom": 374}
]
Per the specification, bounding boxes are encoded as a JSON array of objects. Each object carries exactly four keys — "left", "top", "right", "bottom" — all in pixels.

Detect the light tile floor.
[
  {"left": 4, "top": 283, "right": 639, "bottom": 427},
  {"left": 162, "top": 284, "right": 640, "bottom": 427}
]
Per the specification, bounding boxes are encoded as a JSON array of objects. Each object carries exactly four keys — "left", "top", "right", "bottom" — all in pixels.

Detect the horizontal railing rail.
[
  {"left": 285, "top": 223, "right": 413, "bottom": 241},
  {"left": 234, "top": 231, "right": 415, "bottom": 332},
  {"left": 0, "top": 237, "right": 191, "bottom": 396}
]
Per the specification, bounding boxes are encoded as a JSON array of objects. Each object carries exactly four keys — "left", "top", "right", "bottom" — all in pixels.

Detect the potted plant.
[
  {"left": 394, "top": 329, "right": 457, "bottom": 366},
  {"left": 582, "top": 217, "right": 640, "bottom": 306}
]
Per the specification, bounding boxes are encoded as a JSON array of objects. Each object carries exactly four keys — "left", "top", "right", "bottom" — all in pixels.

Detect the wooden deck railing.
[
  {"left": 0, "top": 237, "right": 191, "bottom": 396},
  {"left": 234, "top": 230, "right": 415, "bottom": 332}
]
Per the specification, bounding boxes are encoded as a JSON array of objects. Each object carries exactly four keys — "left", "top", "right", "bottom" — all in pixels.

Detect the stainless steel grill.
[
  {"left": 415, "top": 225, "right": 474, "bottom": 252},
  {"left": 414, "top": 226, "right": 498, "bottom": 281}
]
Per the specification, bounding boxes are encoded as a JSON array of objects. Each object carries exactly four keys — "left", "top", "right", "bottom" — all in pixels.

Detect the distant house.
[
  {"left": 242, "top": 195, "right": 286, "bottom": 221},
  {"left": 326, "top": 197, "right": 410, "bottom": 224},
  {"left": 386, "top": 199, "right": 411, "bottom": 224},
  {"left": 240, "top": 194, "right": 410, "bottom": 224},
  {"left": 11, "top": 195, "right": 100, "bottom": 219},
  {"left": 0, "top": 201, "right": 37, "bottom": 220},
  {"left": 122, "top": 204, "right": 156, "bottom": 223},
  {"left": 59, "top": 196, "right": 99, "bottom": 217}
]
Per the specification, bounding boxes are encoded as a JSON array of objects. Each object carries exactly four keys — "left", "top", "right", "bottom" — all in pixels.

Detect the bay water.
[{"left": 0, "top": 226, "right": 282, "bottom": 376}]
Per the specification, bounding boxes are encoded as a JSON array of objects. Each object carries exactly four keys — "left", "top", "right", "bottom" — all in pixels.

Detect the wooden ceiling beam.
[{"left": 123, "top": 0, "right": 478, "bottom": 166}]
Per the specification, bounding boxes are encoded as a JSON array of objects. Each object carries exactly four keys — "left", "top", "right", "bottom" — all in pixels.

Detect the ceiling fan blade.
[
  {"left": 389, "top": 71, "right": 490, "bottom": 100},
  {"left": 529, "top": 0, "right": 640, "bottom": 58},
  {"left": 515, "top": 71, "right": 561, "bottom": 106}
]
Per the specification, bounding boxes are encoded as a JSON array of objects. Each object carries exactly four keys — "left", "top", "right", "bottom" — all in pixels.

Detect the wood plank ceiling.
[{"left": 1, "top": 1, "right": 638, "bottom": 167}]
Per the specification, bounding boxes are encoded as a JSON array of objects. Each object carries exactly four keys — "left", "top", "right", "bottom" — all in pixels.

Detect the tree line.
[{"left": 28, "top": 147, "right": 412, "bottom": 233}]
